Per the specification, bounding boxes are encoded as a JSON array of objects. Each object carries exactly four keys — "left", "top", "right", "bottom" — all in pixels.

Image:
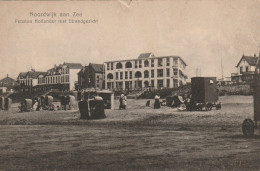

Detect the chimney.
[
  {"left": 254, "top": 53, "right": 256, "bottom": 57},
  {"left": 7, "top": 74, "right": 8, "bottom": 78}
]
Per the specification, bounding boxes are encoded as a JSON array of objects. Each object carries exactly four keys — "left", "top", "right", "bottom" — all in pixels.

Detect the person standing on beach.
[
  {"left": 154, "top": 93, "right": 161, "bottom": 109},
  {"left": 122, "top": 93, "right": 127, "bottom": 109},
  {"left": 119, "top": 93, "right": 124, "bottom": 109}
]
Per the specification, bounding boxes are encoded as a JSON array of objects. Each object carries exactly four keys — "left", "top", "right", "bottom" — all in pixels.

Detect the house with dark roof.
[
  {"left": 17, "top": 70, "right": 46, "bottom": 88},
  {"left": 0, "top": 75, "right": 16, "bottom": 88},
  {"left": 0, "top": 75, "right": 17, "bottom": 93},
  {"left": 37, "top": 62, "right": 83, "bottom": 91},
  {"left": 77, "top": 63, "right": 104, "bottom": 90},
  {"left": 231, "top": 53, "right": 260, "bottom": 83},
  {"left": 16, "top": 62, "right": 83, "bottom": 92},
  {"left": 104, "top": 52, "right": 188, "bottom": 90}
]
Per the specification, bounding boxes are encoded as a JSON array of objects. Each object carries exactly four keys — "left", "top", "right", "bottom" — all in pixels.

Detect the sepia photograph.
[{"left": 0, "top": 0, "right": 260, "bottom": 170}]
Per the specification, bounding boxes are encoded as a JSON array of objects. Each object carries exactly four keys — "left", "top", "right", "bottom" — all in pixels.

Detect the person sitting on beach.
[{"left": 32, "top": 100, "right": 38, "bottom": 111}]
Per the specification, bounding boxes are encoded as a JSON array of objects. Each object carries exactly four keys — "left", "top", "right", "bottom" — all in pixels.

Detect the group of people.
[
  {"left": 119, "top": 93, "right": 127, "bottom": 109},
  {"left": 118, "top": 93, "right": 162, "bottom": 110}
]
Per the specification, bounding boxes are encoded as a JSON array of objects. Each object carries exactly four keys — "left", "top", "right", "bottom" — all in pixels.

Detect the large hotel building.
[{"left": 104, "top": 53, "right": 187, "bottom": 90}]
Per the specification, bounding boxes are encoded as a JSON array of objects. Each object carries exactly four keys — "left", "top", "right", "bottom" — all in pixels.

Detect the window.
[
  {"left": 116, "top": 82, "right": 123, "bottom": 89},
  {"left": 107, "top": 83, "right": 112, "bottom": 89},
  {"left": 167, "top": 68, "right": 170, "bottom": 77},
  {"left": 158, "top": 58, "right": 163, "bottom": 67},
  {"left": 116, "top": 62, "right": 123, "bottom": 69},
  {"left": 167, "top": 79, "right": 170, "bottom": 88},
  {"left": 151, "top": 70, "right": 154, "bottom": 78},
  {"left": 116, "top": 72, "right": 119, "bottom": 80},
  {"left": 107, "top": 63, "right": 110, "bottom": 70},
  {"left": 97, "top": 76, "right": 100, "bottom": 83},
  {"left": 129, "top": 71, "right": 132, "bottom": 79},
  {"left": 135, "top": 61, "right": 138, "bottom": 68},
  {"left": 151, "top": 59, "right": 154, "bottom": 67},
  {"left": 173, "top": 69, "right": 178, "bottom": 75},
  {"left": 151, "top": 80, "right": 154, "bottom": 87},
  {"left": 107, "top": 73, "right": 113, "bottom": 79},
  {"left": 111, "top": 63, "right": 114, "bottom": 70},
  {"left": 166, "top": 58, "right": 170, "bottom": 66},
  {"left": 157, "top": 69, "right": 163, "bottom": 77},
  {"left": 173, "top": 79, "right": 178, "bottom": 88},
  {"left": 157, "top": 80, "right": 163, "bottom": 88},
  {"left": 240, "top": 67, "right": 243, "bottom": 74},
  {"left": 173, "top": 59, "right": 178, "bottom": 67},
  {"left": 135, "top": 71, "right": 142, "bottom": 78},
  {"left": 125, "top": 62, "right": 132, "bottom": 68},
  {"left": 125, "top": 81, "right": 132, "bottom": 89},
  {"left": 144, "top": 60, "right": 149, "bottom": 67},
  {"left": 139, "top": 60, "right": 142, "bottom": 68},
  {"left": 125, "top": 71, "right": 128, "bottom": 79},
  {"left": 144, "top": 70, "right": 149, "bottom": 78},
  {"left": 246, "top": 66, "right": 249, "bottom": 72},
  {"left": 120, "top": 72, "right": 123, "bottom": 79}
]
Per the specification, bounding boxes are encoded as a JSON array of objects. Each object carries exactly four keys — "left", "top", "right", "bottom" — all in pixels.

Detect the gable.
[
  {"left": 137, "top": 53, "right": 155, "bottom": 59},
  {"left": 236, "top": 56, "right": 258, "bottom": 67},
  {"left": 89, "top": 63, "right": 104, "bottom": 73},
  {"left": 237, "top": 58, "right": 249, "bottom": 67}
]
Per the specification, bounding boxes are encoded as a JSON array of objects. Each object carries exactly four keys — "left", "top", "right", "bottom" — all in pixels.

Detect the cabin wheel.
[
  {"left": 216, "top": 103, "right": 221, "bottom": 110},
  {"left": 205, "top": 103, "right": 212, "bottom": 111},
  {"left": 196, "top": 104, "right": 202, "bottom": 111},
  {"left": 242, "top": 119, "right": 255, "bottom": 136}
]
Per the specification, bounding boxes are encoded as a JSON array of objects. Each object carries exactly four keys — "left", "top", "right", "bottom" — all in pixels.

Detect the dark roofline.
[
  {"left": 63, "top": 62, "right": 83, "bottom": 69},
  {"left": 17, "top": 72, "right": 28, "bottom": 79},
  {"left": 89, "top": 63, "right": 104, "bottom": 73},
  {"left": 105, "top": 55, "right": 187, "bottom": 66}
]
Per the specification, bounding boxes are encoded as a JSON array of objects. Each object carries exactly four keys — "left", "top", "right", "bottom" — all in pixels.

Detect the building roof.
[
  {"left": 17, "top": 72, "right": 27, "bottom": 79},
  {"left": 90, "top": 63, "right": 104, "bottom": 73},
  {"left": 0, "top": 76, "right": 16, "bottom": 83},
  {"left": 27, "top": 71, "right": 46, "bottom": 79},
  {"left": 105, "top": 53, "right": 187, "bottom": 65},
  {"left": 0, "top": 76, "right": 16, "bottom": 87},
  {"left": 236, "top": 55, "right": 259, "bottom": 67},
  {"left": 64, "top": 62, "right": 83, "bottom": 69},
  {"left": 137, "top": 53, "right": 155, "bottom": 59},
  {"left": 78, "top": 66, "right": 87, "bottom": 75},
  {"left": 157, "top": 56, "right": 188, "bottom": 66}
]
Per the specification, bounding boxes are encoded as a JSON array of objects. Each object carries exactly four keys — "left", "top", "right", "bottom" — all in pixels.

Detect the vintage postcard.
[{"left": 0, "top": 0, "right": 260, "bottom": 170}]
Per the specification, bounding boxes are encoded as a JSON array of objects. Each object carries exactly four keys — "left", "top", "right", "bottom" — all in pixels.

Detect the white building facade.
[{"left": 104, "top": 53, "right": 187, "bottom": 90}]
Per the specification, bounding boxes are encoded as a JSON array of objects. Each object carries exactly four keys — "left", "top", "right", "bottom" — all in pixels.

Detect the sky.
[{"left": 0, "top": 0, "right": 259, "bottom": 80}]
